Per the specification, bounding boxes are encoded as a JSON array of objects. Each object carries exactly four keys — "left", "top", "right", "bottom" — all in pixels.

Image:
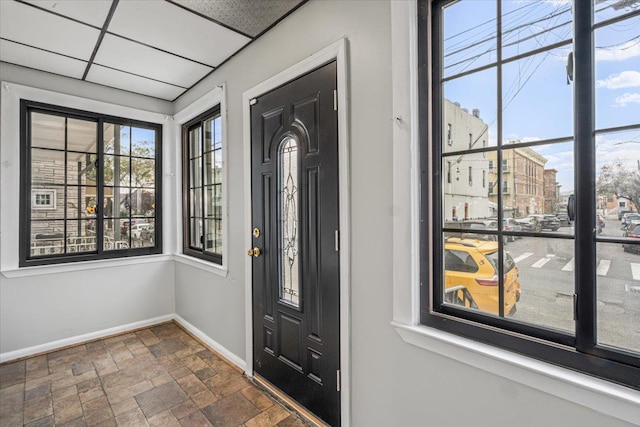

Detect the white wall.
[{"left": 173, "top": 1, "right": 637, "bottom": 426}]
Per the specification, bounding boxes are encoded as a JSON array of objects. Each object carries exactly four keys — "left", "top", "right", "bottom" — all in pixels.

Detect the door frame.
[{"left": 243, "top": 38, "right": 351, "bottom": 426}]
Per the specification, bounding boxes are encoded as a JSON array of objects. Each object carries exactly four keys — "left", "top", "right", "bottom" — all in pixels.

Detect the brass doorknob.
[{"left": 247, "top": 247, "right": 261, "bottom": 257}]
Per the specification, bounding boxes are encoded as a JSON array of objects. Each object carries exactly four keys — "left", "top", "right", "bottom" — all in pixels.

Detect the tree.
[{"left": 597, "top": 161, "right": 640, "bottom": 207}]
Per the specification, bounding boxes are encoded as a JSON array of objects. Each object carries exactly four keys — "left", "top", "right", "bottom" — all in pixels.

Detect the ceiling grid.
[{"left": 0, "top": 0, "right": 306, "bottom": 101}]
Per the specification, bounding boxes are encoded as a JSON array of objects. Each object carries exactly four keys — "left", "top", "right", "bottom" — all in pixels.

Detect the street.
[{"left": 506, "top": 217, "right": 640, "bottom": 352}]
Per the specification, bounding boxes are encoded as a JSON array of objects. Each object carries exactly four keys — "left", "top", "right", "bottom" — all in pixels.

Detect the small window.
[
  {"left": 21, "top": 101, "right": 162, "bottom": 266},
  {"left": 182, "top": 106, "right": 223, "bottom": 264},
  {"left": 482, "top": 170, "right": 486, "bottom": 188},
  {"left": 468, "top": 166, "right": 472, "bottom": 186},
  {"left": 32, "top": 189, "right": 56, "bottom": 210},
  {"left": 447, "top": 123, "right": 453, "bottom": 145}
]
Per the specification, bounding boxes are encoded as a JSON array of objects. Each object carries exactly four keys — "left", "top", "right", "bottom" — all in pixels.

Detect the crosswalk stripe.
[
  {"left": 632, "top": 263, "right": 640, "bottom": 281},
  {"left": 597, "top": 260, "right": 611, "bottom": 276},
  {"left": 531, "top": 257, "right": 550, "bottom": 268},
  {"left": 513, "top": 253, "right": 533, "bottom": 263},
  {"left": 562, "top": 258, "right": 574, "bottom": 272}
]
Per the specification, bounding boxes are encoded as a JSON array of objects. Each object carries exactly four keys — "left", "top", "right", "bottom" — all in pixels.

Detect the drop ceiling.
[{"left": 0, "top": 0, "right": 306, "bottom": 101}]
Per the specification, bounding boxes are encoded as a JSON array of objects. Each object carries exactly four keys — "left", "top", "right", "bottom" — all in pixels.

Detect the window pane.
[
  {"left": 443, "top": 235, "right": 520, "bottom": 317},
  {"left": 498, "top": 142, "right": 574, "bottom": 233},
  {"left": 596, "top": 128, "right": 640, "bottom": 221},
  {"left": 67, "top": 153, "right": 97, "bottom": 187},
  {"left": 595, "top": 14, "right": 640, "bottom": 131},
  {"left": 104, "top": 187, "right": 130, "bottom": 218},
  {"left": 66, "top": 186, "right": 97, "bottom": 219},
  {"left": 204, "top": 218, "right": 221, "bottom": 254},
  {"left": 501, "top": 0, "right": 572, "bottom": 60},
  {"left": 279, "top": 137, "right": 300, "bottom": 307},
  {"left": 65, "top": 220, "right": 96, "bottom": 254},
  {"left": 130, "top": 188, "right": 155, "bottom": 217},
  {"left": 508, "top": 236, "right": 575, "bottom": 333},
  {"left": 502, "top": 47, "right": 574, "bottom": 141},
  {"left": 442, "top": 152, "right": 491, "bottom": 223},
  {"left": 205, "top": 185, "right": 222, "bottom": 219},
  {"left": 67, "top": 118, "right": 97, "bottom": 153},
  {"left": 104, "top": 155, "right": 131, "bottom": 187},
  {"left": 443, "top": 0, "right": 496, "bottom": 78},
  {"left": 213, "top": 116, "right": 222, "bottom": 150},
  {"left": 31, "top": 148, "right": 65, "bottom": 185},
  {"left": 214, "top": 147, "right": 222, "bottom": 184},
  {"left": 103, "top": 219, "right": 130, "bottom": 251},
  {"left": 30, "top": 220, "right": 65, "bottom": 257},
  {"left": 131, "top": 127, "right": 155, "bottom": 158},
  {"left": 190, "top": 218, "right": 203, "bottom": 249},
  {"left": 131, "top": 158, "right": 155, "bottom": 188},
  {"left": 131, "top": 218, "right": 155, "bottom": 248},
  {"left": 203, "top": 116, "right": 214, "bottom": 153},
  {"left": 204, "top": 151, "right": 214, "bottom": 186},
  {"left": 189, "top": 127, "right": 201, "bottom": 159},
  {"left": 191, "top": 187, "right": 202, "bottom": 218},
  {"left": 104, "top": 124, "right": 130, "bottom": 155},
  {"left": 190, "top": 157, "right": 202, "bottom": 188},
  {"left": 443, "top": 69, "right": 497, "bottom": 153},
  {"left": 31, "top": 113, "right": 65, "bottom": 150},
  {"left": 597, "top": 242, "right": 640, "bottom": 354}
]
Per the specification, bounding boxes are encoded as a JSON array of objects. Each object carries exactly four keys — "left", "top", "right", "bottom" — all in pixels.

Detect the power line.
[{"left": 444, "top": 5, "right": 571, "bottom": 59}]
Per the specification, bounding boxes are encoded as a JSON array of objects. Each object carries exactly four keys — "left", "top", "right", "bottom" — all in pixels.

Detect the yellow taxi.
[{"left": 444, "top": 237, "right": 521, "bottom": 316}]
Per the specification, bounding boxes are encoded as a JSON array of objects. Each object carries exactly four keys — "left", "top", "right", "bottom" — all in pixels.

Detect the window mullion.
[
  {"left": 97, "top": 118, "right": 105, "bottom": 255},
  {"left": 496, "top": 0, "right": 505, "bottom": 318},
  {"left": 573, "top": 0, "right": 596, "bottom": 353}
]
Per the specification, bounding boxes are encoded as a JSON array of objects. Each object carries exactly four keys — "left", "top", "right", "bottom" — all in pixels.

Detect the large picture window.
[
  {"left": 421, "top": 0, "right": 639, "bottom": 389},
  {"left": 20, "top": 100, "right": 162, "bottom": 266},
  {"left": 182, "top": 106, "right": 223, "bottom": 264}
]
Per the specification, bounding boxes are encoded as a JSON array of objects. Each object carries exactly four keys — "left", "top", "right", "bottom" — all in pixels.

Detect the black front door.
[{"left": 250, "top": 61, "right": 340, "bottom": 426}]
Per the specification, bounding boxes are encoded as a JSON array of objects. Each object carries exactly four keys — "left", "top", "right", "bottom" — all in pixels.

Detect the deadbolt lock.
[
  {"left": 247, "top": 247, "right": 261, "bottom": 257},
  {"left": 253, "top": 228, "right": 261, "bottom": 238}
]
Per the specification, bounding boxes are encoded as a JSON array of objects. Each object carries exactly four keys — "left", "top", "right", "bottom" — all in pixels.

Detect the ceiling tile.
[
  {"left": 93, "top": 34, "right": 212, "bottom": 88},
  {"left": 0, "top": 39, "right": 87, "bottom": 79},
  {"left": 108, "top": 0, "right": 250, "bottom": 67},
  {"left": 174, "top": 0, "right": 304, "bottom": 38},
  {"left": 22, "top": 0, "right": 112, "bottom": 28},
  {"left": 0, "top": 1, "right": 100, "bottom": 60},
  {"left": 86, "top": 64, "right": 185, "bottom": 101}
]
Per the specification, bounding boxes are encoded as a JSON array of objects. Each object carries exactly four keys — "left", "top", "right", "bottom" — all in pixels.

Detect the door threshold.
[{"left": 253, "top": 373, "right": 330, "bottom": 427}]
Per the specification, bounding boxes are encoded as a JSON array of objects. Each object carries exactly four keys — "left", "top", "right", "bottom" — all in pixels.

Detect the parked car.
[
  {"left": 556, "top": 212, "right": 570, "bottom": 226},
  {"left": 528, "top": 214, "right": 560, "bottom": 231},
  {"left": 444, "top": 220, "right": 504, "bottom": 244},
  {"left": 622, "top": 221, "right": 640, "bottom": 254},
  {"left": 620, "top": 213, "right": 640, "bottom": 230},
  {"left": 619, "top": 210, "right": 633, "bottom": 220},
  {"left": 131, "top": 223, "right": 153, "bottom": 239},
  {"left": 502, "top": 218, "right": 522, "bottom": 241},
  {"left": 444, "top": 238, "right": 521, "bottom": 315},
  {"left": 515, "top": 217, "right": 540, "bottom": 232}
]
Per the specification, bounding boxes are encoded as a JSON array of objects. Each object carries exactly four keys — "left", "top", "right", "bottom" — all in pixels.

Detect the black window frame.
[
  {"left": 420, "top": 0, "right": 640, "bottom": 390},
  {"left": 20, "top": 100, "right": 163, "bottom": 267},
  {"left": 181, "top": 105, "right": 224, "bottom": 265}
]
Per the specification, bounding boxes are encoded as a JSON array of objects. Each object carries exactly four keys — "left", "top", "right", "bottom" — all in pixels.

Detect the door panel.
[{"left": 251, "top": 61, "right": 340, "bottom": 426}]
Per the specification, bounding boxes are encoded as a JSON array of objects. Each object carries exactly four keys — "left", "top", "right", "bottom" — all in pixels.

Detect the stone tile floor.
[{"left": 0, "top": 322, "right": 311, "bottom": 427}]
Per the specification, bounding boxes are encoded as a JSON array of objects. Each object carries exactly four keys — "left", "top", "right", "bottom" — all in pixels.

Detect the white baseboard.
[
  {"left": 173, "top": 314, "right": 246, "bottom": 372},
  {"left": 0, "top": 314, "right": 174, "bottom": 363}
]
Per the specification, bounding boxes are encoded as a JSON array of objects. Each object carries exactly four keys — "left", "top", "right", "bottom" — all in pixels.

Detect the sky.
[{"left": 442, "top": 0, "right": 640, "bottom": 193}]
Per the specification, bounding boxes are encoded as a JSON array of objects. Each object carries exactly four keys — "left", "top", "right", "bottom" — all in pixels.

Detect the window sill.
[
  {"left": 392, "top": 321, "right": 640, "bottom": 425},
  {"left": 1, "top": 254, "right": 173, "bottom": 278},
  {"left": 173, "top": 254, "right": 227, "bottom": 277}
]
